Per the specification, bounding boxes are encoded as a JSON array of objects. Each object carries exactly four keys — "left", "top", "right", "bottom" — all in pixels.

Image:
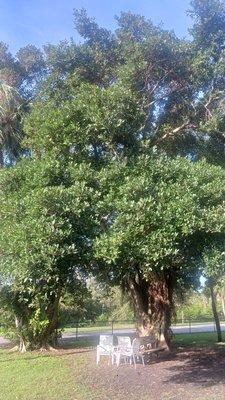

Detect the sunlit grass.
[
  {"left": 173, "top": 332, "right": 225, "bottom": 347},
  {"left": 0, "top": 348, "right": 79, "bottom": 400}
]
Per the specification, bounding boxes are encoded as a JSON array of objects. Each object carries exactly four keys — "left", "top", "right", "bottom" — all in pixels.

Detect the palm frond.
[{"left": 0, "top": 82, "right": 24, "bottom": 158}]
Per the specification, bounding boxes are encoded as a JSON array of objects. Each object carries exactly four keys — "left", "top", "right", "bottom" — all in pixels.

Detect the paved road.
[
  {"left": 0, "top": 337, "right": 10, "bottom": 346},
  {"left": 1, "top": 323, "right": 225, "bottom": 346},
  {"left": 62, "top": 322, "right": 225, "bottom": 342},
  {"left": 173, "top": 323, "right": 225, "bottom": 334}
]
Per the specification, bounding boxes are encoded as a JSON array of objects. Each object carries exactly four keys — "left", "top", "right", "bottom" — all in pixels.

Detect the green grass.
[
  {"left": 173, "top": 332, "right": 225, "bottom": 347},
  {"left": 0, "top": 348, "right": 83, "bottom": 400},
  {"left": 63, "top": 337, "right": 97, "bottom": 349}
]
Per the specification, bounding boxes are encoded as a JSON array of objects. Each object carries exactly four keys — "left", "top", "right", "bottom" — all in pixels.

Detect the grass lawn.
[
  {"left": 1, "top": 333, "right": 225, "bottom": 400},
  {"left": 0, "top": 349, "right": 76, "bottom": 400},
  {"left": 174, "top": 332, "right": 225, "bottom": 347}
]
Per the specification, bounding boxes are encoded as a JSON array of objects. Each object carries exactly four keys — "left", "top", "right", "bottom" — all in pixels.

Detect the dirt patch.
[{"left": 69, "top": 346, "right": 225, "bottom": 400}]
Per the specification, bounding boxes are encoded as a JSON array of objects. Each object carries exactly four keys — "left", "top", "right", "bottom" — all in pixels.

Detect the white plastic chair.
[
  {"left": 117, "top": 335, "right": 132, "bottom": 349},
  {"left": 96, "top": 334, "right": 114, "bottom": 365},
  {"left": 115, "top": 337, "right": 145, "bottom": 368},
  {"left": 112, "top": 336, "right": 132, "bottom": 365}
]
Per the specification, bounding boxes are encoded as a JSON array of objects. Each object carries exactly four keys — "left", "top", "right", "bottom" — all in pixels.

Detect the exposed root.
[
  {"left": 39, "top": 345, "right": 58, "bottom": 352},
  {"left": 9, "top": 345, "right": 19, "bottom": 352}
]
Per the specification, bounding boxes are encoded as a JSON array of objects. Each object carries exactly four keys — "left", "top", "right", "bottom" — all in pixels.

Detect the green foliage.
[
  {"left": 176, "top": 292, "right": 213, "bottom": 322},
  {"left": 95, "top": 155, "right": 225, "bottom": 280},
  {"left": 0, "top": 41, "right": 46, "bottom": 97},
  {"left": 24, "top": 81, "right": 146, "bottom": 161},
  {"left": 203, "top": 246, "right": 225, "bottom": 280},
  {"left": 93, "top": 154, "right": 225, "bottom": 335},
  {"left": 59, "top": 280, "right": 103, "bottom": 325},
  {"left": 87, "top": 281, "right": 134, "bottom": 321}
]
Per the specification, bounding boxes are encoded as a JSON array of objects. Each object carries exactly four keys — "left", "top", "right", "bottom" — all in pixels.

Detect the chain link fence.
[{"left": 61, "top": 317, "right": 225, "bottom": 339}]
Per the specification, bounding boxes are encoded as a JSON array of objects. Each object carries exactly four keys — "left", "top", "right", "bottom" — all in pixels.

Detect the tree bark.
[
  {"left": 127, "top": 272, "right": 174, "bottom": 350},
  {"left": 38, "top": 291, "right": 61, "bottom": 348},
  {"left": 0, "top": 149, "right": 4, "bottom": 167},
  {"left": 15, "top": 315, "right": 26, "bottom": 353},
  {"left": 162, "top": 281, "right": 173, "bottom": 350},
  {"left": 220, "top": 291, "right": 225, "bottom": 318},
  {"left": 209, "top": 282, "right": 222, "bottom": 342}
]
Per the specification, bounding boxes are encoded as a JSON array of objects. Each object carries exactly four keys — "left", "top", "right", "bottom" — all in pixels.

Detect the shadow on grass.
[{"left": 59, "top": 337, "right": 97, "bottom": 349}]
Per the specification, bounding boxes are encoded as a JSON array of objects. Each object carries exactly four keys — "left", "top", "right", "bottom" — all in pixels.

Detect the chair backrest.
[
  {"left": 132, "top": 338, "right": 141, "bottom": 354},
  {"left": 99, "top": 335, "right": 113, "bottom": 347},
  {"left": 117, "top": 336, "right": 132, "bottom": 349}
]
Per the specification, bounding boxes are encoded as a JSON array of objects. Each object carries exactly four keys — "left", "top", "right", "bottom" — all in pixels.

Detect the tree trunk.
[
  {"left": 0, "top": 149, "right": 4, "bottom": 167},
  {"left": 220, "top": 291, "right": 225, "bottom": 319},
  {"left": 38, "top": 291, "right": 61, "bottom": 348},
  {"left": 127, "top": 272, "right": 174, "bottom": 350},
  {"left": 15, "top": 315, "right": 26, "bottom": 353},
  {"left": 19, "top": 337, "right": 26, "bottom": 353},
  {"left": 209, "top": 282, "right": 222, "bottom": 342},
  {"left": 162, "top": 282, "right": 173, "bottom": 350}
]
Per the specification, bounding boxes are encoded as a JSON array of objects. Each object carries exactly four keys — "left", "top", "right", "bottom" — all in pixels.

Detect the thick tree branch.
[{"left": 154, "top": 121, "right": 197, "bottom": 145}]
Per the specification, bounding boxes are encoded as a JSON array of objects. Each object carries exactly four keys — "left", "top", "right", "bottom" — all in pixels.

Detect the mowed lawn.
[
  {"left": 0, "top": 344, "right": 92, "bottom": 400},
  {"left": 1, "top": 333, "right": 225, "bottom": 400}
]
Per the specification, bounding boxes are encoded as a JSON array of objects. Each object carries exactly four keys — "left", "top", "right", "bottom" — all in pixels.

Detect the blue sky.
[{"left": 0, "top": 0, "right": 192, "bottom": 54}]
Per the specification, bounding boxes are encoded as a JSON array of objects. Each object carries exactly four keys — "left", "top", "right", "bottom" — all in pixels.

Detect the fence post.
[
  {"left": 189, "top": 320, "right": 191, "bottom": 334},
  {"left": 76, "top": 321, "right": 79, "bottom": 340},
  {"left": 111, "top": 320, "right": 114, "bottom": 335}
]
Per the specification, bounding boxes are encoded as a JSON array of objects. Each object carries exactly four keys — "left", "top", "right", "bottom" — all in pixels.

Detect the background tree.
[
  {"left": 0, "top": 42, "right": 46, "bottom": 166},
  {"left": 175, "top": 290, "right": 213, "bottom": 322},
  {"left": 0, "top": 83, "right": 24, "bottom": 166},
  {"left": 87, "top": 279, "right": 134, "bottom": 321},
  {"left": 215, "top": 278, "right": 225, "bottom": 318},
  {"left": 203, "top": 246, "right": 225, "bottom": 341},
  {"left": 0, "top": 42, "right": 46, "bottom": 98}
]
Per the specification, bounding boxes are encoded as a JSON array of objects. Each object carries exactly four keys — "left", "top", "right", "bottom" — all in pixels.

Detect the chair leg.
[{"left": 96, "top": 352, "right": 100, "bottom": 365}]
